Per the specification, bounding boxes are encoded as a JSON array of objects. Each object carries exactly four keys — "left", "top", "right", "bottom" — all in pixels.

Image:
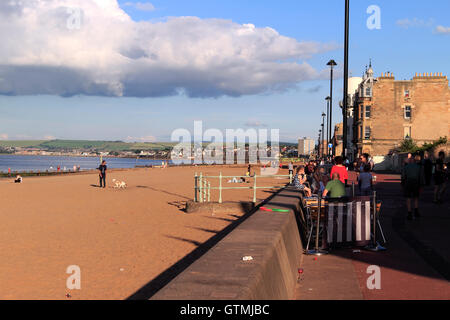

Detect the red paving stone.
[{"left": 296, "top": 170, "right": 450, "bottom": 300}]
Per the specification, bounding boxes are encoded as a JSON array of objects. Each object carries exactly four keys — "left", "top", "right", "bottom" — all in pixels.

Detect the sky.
[{"left": 0, "top": 0, "right": 449, "bottom": 143}]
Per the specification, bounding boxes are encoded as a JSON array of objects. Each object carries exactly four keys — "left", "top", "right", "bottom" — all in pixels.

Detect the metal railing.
[{"left": 194, "top": 172, "right": 293, "bottom": 204}]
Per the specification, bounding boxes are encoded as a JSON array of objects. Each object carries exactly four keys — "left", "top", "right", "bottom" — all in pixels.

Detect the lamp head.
[{"left": 327, "top": 59, "right": 337, "bottom": 67}]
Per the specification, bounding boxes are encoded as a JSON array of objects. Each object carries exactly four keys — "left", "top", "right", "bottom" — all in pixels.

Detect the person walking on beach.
[
  {"left": 98, "top": 160, "right": 107, "bottom": 188},
  {"left": 402, "top": 154, "right": 425, "bottom": 220}
]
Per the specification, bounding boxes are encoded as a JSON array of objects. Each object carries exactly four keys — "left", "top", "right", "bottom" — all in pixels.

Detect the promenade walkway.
[{"left": 295, "top": 171, "right": 450, "bottom": 300}]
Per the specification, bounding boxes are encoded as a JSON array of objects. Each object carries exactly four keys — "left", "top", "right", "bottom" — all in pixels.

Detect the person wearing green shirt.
[{"left": 323, "top": 173, "right": 347, "bottom": 199}]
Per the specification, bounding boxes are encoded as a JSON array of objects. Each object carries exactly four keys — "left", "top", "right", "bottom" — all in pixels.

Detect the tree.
[
  {"left": 397, "top": 136, "right": 447, "bottom": 154},
  {"left": 398, "top": 138, "right": 418, "bottom": 153}
]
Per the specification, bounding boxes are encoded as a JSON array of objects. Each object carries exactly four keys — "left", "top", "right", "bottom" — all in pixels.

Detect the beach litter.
[
  {"left": 242, "top": 256, "right": 254, "bottom": 261},
  {"left": 298, "top": 268, "right": 304, "bottom": 274},
  {"left": 260, "top": 207, "right": 289, "bottom": 213},
  {"left": 65, "top": 293, "right": 72, "bottom": 298}
]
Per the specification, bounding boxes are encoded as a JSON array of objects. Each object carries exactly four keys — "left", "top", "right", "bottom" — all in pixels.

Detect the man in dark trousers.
[
  {"left": 402, "top": 154, "right": 425, "bottom": 220},
  {"left": 98, "top": 160, "right": 107, "bottom": 188}
]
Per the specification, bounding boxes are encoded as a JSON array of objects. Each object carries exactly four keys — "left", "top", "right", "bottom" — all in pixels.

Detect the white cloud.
[
  {"left": 396, "top": 18, "right": 434, "bottom": 29},
  {"left": 244, "top": 120, "right": 268, "bottom": 128},
  {"left": 0, "top": 133, "right": 8, "bottom": 140},
  {"left": 435, "top": 25, "right": 450, "bottom": 34},
  {"left": 0, "top": 0, "right": 338, "bottom": 98},
  {"left": 124, "top": 2, "right": 155, "bottom": 12},
  {"left": 125, "top": 135, "right": 157, "bottom": 142}
]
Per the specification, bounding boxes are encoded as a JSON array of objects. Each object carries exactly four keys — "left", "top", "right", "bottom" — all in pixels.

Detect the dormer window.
[
  {"left": 365, "top": 87, "right": 372, "bottom": 97},
  {"left": 404, "top": 90, "right": 410, "bottom": 98}
]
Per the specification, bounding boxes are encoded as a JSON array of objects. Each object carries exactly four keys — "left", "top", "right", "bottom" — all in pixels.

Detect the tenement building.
[{"left": 351, "top": 65, "right": 450, "bottom": 158}]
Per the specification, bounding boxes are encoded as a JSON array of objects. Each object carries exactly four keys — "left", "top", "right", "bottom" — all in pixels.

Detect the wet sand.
[{"left": 0, "top": 165, "right": 288, "bottom": 299}]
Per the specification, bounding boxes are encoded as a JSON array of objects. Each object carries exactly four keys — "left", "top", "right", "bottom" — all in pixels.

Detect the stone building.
[
  {"left": 351, "top": 65, "right": 450, "bottom": 159},
  {"left": 298, "top": 137, "right": 315, "bottom": 156}
]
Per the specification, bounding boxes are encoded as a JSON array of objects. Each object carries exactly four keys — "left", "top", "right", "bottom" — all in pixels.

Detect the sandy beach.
[{"left": 0, "top": 165, "right": 289, "bottom": 300}]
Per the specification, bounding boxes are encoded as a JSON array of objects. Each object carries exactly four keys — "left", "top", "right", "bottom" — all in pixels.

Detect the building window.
[
  {"left": 365, "top": 87, "right": 372, "bottom": 97},
  {"left": 404, "top": 127, "right": 411, "bottom": 139},
  {"left": 404, "top": 90, "right": 410, "bottom": 98},
  {"left": 404, "top": 106, "right": 412, "bottom": 119},
  {"left": 365, "top": 105, "right": 371, "bottom": 119},
  {"left": 364, "top": 126, "right": 371, "bottom": 140}
]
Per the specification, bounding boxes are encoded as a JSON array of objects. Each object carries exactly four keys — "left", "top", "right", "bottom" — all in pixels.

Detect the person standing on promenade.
[
  {"left": 98, "top": 160, "right": 107, "bottom": 188},
  {"left": 402, "top": 154, "right": 425, "bottom": 220},
  {"left": 423, "top": 152, "right": 433, "bottom": 186},
  {"left": 358, "top": 164, "right": 373, "bottom": 196},
  {"left": 433, "top": 151, "right": 447, "bottom": 204},
  {"left": 330, "top": 156, "right": 348, "bottom": 186}
]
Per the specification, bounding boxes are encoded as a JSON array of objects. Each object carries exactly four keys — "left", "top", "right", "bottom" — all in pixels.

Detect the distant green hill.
[
  {"left": 0, "top": 140, "right": 176, "bottom": 152},
  {"left": 0, "top": 139, "right": 297, "bottom": 152}
]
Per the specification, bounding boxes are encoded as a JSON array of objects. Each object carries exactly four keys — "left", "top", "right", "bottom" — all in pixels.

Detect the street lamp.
[
  {"left": 342, "top": 0, "right": 350, "bottom": 158},
  {"left": 317, "top": 131, "right": 321, "bottom": 158},
  {"left": 327, "top": 59, "right": 337, "bottom": 157},
  {"left": 321, "top": 112, "right": 326, "bottom": 158},
  {"left": 325, "top": 96, "right": 331, "bottom": 157}
]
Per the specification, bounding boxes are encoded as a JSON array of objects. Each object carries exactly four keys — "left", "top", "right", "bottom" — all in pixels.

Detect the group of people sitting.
[{"left": 292, "top": 156, "right": 374, "bottom": 200}]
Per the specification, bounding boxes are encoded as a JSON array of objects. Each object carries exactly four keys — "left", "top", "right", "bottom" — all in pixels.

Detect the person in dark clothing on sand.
[{"left": 98, "top": 160, "right": 107, "bottom": 188}]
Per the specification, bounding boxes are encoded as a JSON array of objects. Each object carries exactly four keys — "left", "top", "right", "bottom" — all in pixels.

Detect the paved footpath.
[{"left": 295, "top": 171, "right": 450, "bottom": 300}]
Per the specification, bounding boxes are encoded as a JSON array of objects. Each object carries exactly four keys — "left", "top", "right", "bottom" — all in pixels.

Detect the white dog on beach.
[{"left": 112, "top": 179, "right": 127, "bottom": 189}]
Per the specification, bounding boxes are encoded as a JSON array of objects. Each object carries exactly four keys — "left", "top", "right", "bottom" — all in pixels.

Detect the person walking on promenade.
[
  {"left": 402, "top": 154, "right": 425, "bottom": 220},
  {"left": 433, "top": 151, "right": 447, "bottom": 204},
  {"left": 330, "top": 156, "right": 348, "bottom": 186},
  {"left": 358, "top": 164, "right": 373, "bottom": 196},
  {"left": 288, "top": 162, "right": 294, "bottom": 178},
  {"left": 98, "top": 160, "right": 107, "bottom": 188},
  {"left": 423, "top": 152, "right": 433, "bottom": 186}
]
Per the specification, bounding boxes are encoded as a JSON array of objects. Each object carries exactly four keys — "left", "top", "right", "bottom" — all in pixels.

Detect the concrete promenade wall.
[{"left": 152, "top": 187, "right": 304, "bottom": 300}]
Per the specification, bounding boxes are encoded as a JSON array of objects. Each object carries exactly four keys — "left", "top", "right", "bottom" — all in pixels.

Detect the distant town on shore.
[{"left": 0, "top": 139, "right": 300, "bottom": 160}]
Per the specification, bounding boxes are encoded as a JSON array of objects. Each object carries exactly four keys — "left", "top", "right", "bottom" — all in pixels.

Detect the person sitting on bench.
[
  {"left": 293, "top": 166, "right": 312, "bottom": 197},
  {"left": 322, "top": 172, "right": 348, "bottom": 201}
]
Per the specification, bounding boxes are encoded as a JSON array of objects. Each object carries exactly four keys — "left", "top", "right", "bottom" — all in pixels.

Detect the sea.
[{"left": 0, "top": 155, "right": 171, "bottom": 173}]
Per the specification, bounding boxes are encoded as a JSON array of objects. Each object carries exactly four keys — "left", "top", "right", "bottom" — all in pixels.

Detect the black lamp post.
[
  {"left": 342, "top": 0, "right": 350, "bottom": 157},
  {"left": 321, "top": 112, "right": 326, "bottom": 158},
  {"left": 325, "top": 96, "right": 331, "bottom": 157},
  {"left": 318, "top": 130, "right": 321, "bottom": 158},
  {"left": 327, "top": 60, "right": 337, "bottom": 157}
]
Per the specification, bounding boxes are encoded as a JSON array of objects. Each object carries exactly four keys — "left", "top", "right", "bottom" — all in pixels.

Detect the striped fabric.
[{"left": 326, "top": 200, "right": 372, "bottom": 247}]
